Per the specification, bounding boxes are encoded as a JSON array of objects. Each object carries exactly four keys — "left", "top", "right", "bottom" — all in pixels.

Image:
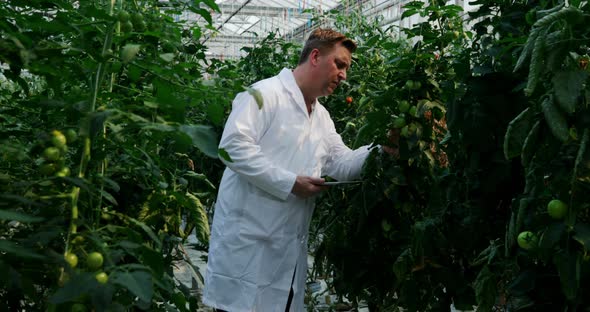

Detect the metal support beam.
[
  {"left": 207, "top": 35, "right": 258, "bottom": 44},
  {"left": 217, "top": 4, "right": 313, "bottom": 19}
]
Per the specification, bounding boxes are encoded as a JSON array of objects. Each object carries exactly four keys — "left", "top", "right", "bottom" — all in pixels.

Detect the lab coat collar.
[{"left": 278, "top": 68, "right": 317, "bottom": 117}]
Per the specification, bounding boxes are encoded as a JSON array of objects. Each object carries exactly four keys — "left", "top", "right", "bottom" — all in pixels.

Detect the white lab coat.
[{"left": 202, "top": 68, "right": 372, "bottom": 312}]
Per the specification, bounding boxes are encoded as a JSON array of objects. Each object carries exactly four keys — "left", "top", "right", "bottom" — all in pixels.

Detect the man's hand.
[{"left": 291, "top": 176, "right": 328, "bottom": 198}]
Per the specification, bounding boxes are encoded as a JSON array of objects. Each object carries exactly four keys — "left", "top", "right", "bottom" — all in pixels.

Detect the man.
[{"left": 203, "top": 28, "right": 381, "bottom": 312}]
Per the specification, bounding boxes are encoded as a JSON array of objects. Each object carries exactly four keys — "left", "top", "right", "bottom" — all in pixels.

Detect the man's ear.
[{"left": 309, "top": 48, "right": 321, "bottom": 66}]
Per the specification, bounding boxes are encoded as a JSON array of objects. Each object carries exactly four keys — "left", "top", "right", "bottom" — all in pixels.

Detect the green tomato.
[
  {"left": 43, "top": 147, "right": 61, "bottom": 161},
  {"left": 39, "top": 163, "right": 57, "bottom": 176},
  {"left": 95, "top": 272, "right": 109, "bottom": 284},
  {"left": 400, "top": 125, "right": 410, "bottom": 138},
  {"left": 65, "top": 253, "right": 78, "bottom": 268},
  {"left": 65, "top": 129, "right": 78, "bottom": 143},
  {"left": 393, "top": 117, "right": 406, "bottom": 129},
  {"left": 399, "top": 100, "right": 410, "bottom": 113},
  {"left": 121, "top": 21, "right": 134, "bottom": 33},
  {"left": 51, "top": 130, "right": 67, "bottom": 149},
  {"left": 56, "top": 167, "right": 70, "bottom": 177},
  {"left": 87, "top": 252, "right": 104, "bottom": 270},
  {"left": 72, "top": 235, "right": 85, "bottom": 245},
  {"left": 517, "top": 231, "right": 538, "bottom": 250},
  {"left": 101, "top": 212, "right": 113, "bottom": 220},
  {"left": 409, "top": 106, "right": 418, "bottom": 117},
  {"left": 405, "top": 80, "right": 415, "bottom": 90},
  {"left": 130, "top": 12, "right": 144, "bottom": 26},
  {"left": 117, "top": 10, "right": 130, "bottom": 23},
  {"left": 134, "top": 20, "right": 147, "bottom": 32},
  {"left": 412, "top": 81, "right": 422, "bottom": 90},
  {"left": 547, "top": 199, "right": 568, "bottom": 219},
  {"left": 70, "top": 303, "right": 87, "bottom": 312}
]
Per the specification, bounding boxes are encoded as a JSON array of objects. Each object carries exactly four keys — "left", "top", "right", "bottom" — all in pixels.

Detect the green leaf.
[
  {"left": 521, "top": 120, "right": 541, "bottom": 167},
  {"left": 184, "top": 171, "right": 216, "bottom": 189},
  {"left": 573, "top": 224, "right": 590, "bottom": 251},
  {"left": 110, "top": 269, "right": 153, "bottom": 303},
  {"left": 85, "top": 110, "right": 117, "bottom": 138},
  {"left": 184, "top": 192, "right": 210, "bottom": 244},
  {"left": 99, "top": 189, "right": 118, "bottom": 206},
  {"left": 474, "top": 266, "right": 497, "bottom": 312},
  {"left": 507, "top": 211, "right": 516, "bottom": 251},
  {"left": 114, "top": 213, "right": 162, "bottom": 251},
  {"left": 392, "top": 249, "right": 412, "bottom": 280},
  {"left": 553, "top": 251, "right": 579, "bottom": 300},
  {"left": 552, "top": 70, "right": 588, "bottom": 114},
  {"left": 200, "top": 0, "right": 220, "bottom": 12},
  {"left": 171, "top": 131, "right": 193, "bottom": 153},
  {"left": 0, "top": 240, "right": 44, "bottom": 259},
  {"left": 402, "top": 9, "right": 418, "bottom": 19},
  {"left": 441, "top": 4, "right": 464, "bottom": 13},
  {"left": 507, "top": 270, "right": 536, "bottom": 296},
  {"left": 417, "top": 99, "right": 446, "bottom": 115},
  {"left": 218, "top": 148, "right": 233, "bottom": 162},
  {"left": 244, "top": 86, "right": 263, "bottom": 109},
  {"left": 128, "top": 65, "right": 142, "bottom": 81},
  {"left": 142, "top": 122, "right": 176, "bottom": 132},
  {"left": 206, "top": 101, "right": 225, "bottom": 126},
  {"left": 574, "top": 129, "right": 590, "bottom": 183},
  {"left": 140, "top": 247, "right": 165, "bottom": 278},
  {"left": 0, "top": 209, "right": 43, "bottom": 223},
  {"left": 515, "top": 198, "right": 532, "bottom": 236},
  {"left": 98, "top": 176, "right": 121, "bottom": 192},
  {"left": 178, "top": 124, "right": 219, "bottom": 159},
  {"left": 121, "top": 44, "right": 141, "bottom": 63},
  {"left": 159, "top": 53, "right": 175, "bottom": 62},
  {"left": 144, "top": 101, "right": 158, "bottom": 108},
  {"left": 506, "top": 295, "right": 535, "bottom": 310},
  {"left": 539, "top": 223, "right": 566, "bottom": 249},
  {"left": 188, "top": 7, "right": 213, "bottom": 25},
  {"left": 541, "top": 95, "right": 569, "bottom": 142},
  {"left": 504, "top": 107, "right": 534, "bottom": 159},
  {"left": 50, "top": 273, "right": 96, "bottom": 303},
  {"left": 90, "top": 282, "right": 115, "bottom": 310}
]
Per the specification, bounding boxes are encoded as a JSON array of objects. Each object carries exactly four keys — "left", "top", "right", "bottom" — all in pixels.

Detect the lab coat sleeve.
[
  {"left": 218, "top": 91, "right": 297, "bottom": 201},
  {"left": 322, "top": 118, "right": 373, "bottom": 181}
]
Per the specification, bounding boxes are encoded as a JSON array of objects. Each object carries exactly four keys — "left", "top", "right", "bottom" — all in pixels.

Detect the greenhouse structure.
[{"left": 1, "top": 0, "right": 590, "bottom": 311}]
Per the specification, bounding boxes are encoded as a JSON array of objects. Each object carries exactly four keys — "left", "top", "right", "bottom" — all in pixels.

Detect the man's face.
[{"left": 315, "top": 43, "right": 351, "bottom": 97}]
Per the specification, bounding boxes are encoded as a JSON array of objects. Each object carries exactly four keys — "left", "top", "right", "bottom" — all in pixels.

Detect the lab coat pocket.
[{"left": 239, "top": 188, "right": 289, "bottom": 241}]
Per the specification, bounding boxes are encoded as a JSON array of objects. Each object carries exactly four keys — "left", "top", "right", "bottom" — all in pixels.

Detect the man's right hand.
[{"left": 291, "top": 176, "right": 328, "bottom": 198}]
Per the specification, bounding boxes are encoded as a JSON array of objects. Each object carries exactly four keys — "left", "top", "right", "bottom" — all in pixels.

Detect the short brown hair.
[{"left": 298, "top": 28, "right": 357, "bottom": 65}]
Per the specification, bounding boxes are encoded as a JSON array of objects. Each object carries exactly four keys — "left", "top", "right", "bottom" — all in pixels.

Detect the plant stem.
[{"left": 64, "top": 1, "right": 116, "bottom": 255}]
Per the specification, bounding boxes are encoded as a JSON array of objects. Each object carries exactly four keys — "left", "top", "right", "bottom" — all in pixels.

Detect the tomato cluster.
[
  {"left": 117, "top": 10, "right": 148, "bottom": 33},
  {"left": 38, "top": 129, "right": 77, "bottom": 177}
]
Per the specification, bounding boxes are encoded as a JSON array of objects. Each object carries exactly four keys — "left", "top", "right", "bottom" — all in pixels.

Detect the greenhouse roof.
[
  {"left": 166, "top": 0, "right": 351, "bottom": 59},
  {"left": 202, "top": 0, "right": 342, "bottom": 59},
  {"left": 167, "top": 0, "right": 474, "bottom": 59}
]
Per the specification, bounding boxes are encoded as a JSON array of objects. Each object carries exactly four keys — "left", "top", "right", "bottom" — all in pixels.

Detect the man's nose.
[{"left": 338, "top": 70, "right": 347, "bottom": 81}]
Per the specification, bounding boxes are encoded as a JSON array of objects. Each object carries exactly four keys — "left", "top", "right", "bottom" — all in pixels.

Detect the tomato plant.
[
  {"left": 2, "top": 0, "right": 589, "bottom": 310},
  {"left": 0, "top": 0, "right": 233, "bottom": 310}
]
